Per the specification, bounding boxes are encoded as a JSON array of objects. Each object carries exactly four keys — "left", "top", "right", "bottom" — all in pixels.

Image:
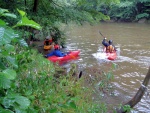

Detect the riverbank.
[{"left": 101, "top": 18, "right": 150, "bottom": 24}]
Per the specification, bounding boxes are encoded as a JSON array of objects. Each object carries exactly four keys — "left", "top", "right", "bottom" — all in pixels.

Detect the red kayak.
[
  {"left": 47, "top": 50, "right": 80, "bottom": 63},
  {"left": 106, "top": 52, "right": 117, "bottom": 60},
  {"left": 93, "top": 48, "right": 117, "bottom": 61},
  {"left": 104, "top": 48, "right": 117, "bottom": 60}
]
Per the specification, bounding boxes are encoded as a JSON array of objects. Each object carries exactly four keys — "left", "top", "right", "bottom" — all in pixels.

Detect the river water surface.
[{"left": 63, "top": 22, "right": 150, "bottom": 113}]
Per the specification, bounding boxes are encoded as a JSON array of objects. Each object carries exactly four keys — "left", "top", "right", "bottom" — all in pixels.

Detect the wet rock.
[{"left": 138, "top": 18, "right": 147, "bottom": 23}]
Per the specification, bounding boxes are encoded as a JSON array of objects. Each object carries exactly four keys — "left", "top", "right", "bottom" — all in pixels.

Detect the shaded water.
[{"left": 64, "top": 22, "right": 150, "bottom": 112}]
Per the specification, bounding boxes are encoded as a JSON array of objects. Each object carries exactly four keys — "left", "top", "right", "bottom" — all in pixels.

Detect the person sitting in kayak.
[
  {"left": 45, "top": 44, "right": 67, "bottom": 57},
  {"left": 102, "top": 38, "right": 116, "bottom": 53},
  {"left": 43, "top": 35, "right": 54, "bottom": 50}
]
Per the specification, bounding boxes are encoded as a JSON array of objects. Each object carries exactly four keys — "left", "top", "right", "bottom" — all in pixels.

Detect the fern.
[{"left": 118, "top": 1, "right": 133, "bottom": 8}]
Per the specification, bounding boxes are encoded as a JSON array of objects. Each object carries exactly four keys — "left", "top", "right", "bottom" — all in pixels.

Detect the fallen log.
[{"left": 116, "top": 66, "right": 150, "bottom": 113}]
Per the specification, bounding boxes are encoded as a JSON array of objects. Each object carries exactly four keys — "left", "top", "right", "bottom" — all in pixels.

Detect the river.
[{"left": 63, "top": 22, "right": 150, "bottom": 113}]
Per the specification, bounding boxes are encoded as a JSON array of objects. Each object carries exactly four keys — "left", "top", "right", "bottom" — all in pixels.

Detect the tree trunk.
[
  {"left": 33, "top": 0, "right": 39, "bottom": 12},
  {"left": 116, "top": 67, "right": 150, "bottom": 113},
  {"left": 24, "top": 0, "right": 26, "bottom": 6}
]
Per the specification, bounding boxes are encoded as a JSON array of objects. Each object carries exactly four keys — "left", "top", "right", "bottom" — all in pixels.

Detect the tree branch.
[{"left": 116, "top": 66, "right": 150, "bottom": 113}]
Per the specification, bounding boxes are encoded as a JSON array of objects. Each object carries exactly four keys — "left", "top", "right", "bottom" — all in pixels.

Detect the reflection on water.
[{"left": 64, "top": 22, "right": 150, "bottom": 112}]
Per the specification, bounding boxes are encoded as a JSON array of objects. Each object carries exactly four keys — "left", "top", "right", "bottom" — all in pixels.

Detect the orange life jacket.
[
  {"left": 44, "top": 39, "right": 54, "bottom": 50},
  {"left": 106, "top": 45, "right": 115, "bottom": 53}
]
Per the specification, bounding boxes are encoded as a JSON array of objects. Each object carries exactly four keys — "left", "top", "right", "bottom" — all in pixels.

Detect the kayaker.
[
  {"left": 43, "top": 35, "right": 54, "bottom": 50},
  {"left": 102, "top": 38, "right": 116, "bottom": 53},
  {"left": 45, "top": 44, "right": 67, "bottom": 57}
]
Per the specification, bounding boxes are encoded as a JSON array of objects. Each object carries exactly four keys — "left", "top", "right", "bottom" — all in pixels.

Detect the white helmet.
[{"left": 46, "top": 36, "right": 50, "bottom": 39}]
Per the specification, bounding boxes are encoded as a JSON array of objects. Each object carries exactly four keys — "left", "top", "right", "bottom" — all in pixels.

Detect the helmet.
[
  {"left": 109, "top": 40, "right": 113, "bottom": 44},
  {"left": 46, "top": 36, "right": 50, "bottom": 39},
  {"left": 54, "top": 45, "right": 60, "bottom": 49}
]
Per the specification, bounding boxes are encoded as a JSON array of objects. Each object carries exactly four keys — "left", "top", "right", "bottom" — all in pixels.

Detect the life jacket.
[
  {"left": 106, "top": 45, "right": 115, "bottom": 53},
  {"left": 44, "top": 39, "right": 53, "bottom": 50},
  {"left": 44, "top": 45, "right": 53, "bottom": 50}
]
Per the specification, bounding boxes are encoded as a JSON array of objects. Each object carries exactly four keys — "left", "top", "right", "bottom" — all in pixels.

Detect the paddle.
[
  {"left": 98, "top": 30, "right": 107, "bottom": 52},
  {"left": 99, "top": 30, "right": 106, "bottom": 39}
]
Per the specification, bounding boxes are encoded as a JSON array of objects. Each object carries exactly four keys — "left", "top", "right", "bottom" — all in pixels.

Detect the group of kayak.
[
  {"left": 43, "top": 36, "right": 80, "bottom": 64},
  {"left": 43, "top": 35, "right": 117, "bottom": 64}
]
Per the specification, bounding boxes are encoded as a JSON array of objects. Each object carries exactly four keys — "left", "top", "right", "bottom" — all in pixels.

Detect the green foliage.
[
  {"left": 0, "top": 73, "right": 11, "bottom": 89},
  {"left": 102, "top": 0, "right": 120, "bottom": 4},
  {"left": 0, "top": 8, "right": 16, "bottom": 18},
  {"left": 136, "top": 13, "right": 149, "bottom": 20},
  {"left": 122, "top": 105, "right": 132, "bottom": 112},
  {"left": 108, "top": 1, "right": 136, "bottom": 21},
  {"left": 0, "top": 7, "right": 112, "bottom": 113},
  {"left": 0, "top": 8, "right": 43, "bottom": 113},
  {"left": 102, "top": 0, "right": 150, "bottom": 22},
  {"left": 2, "top": 93, "right": 30, "bottom": 110},
  {"left": 13, "top": 9, "right": 42, "bottom": 30},
  {"left": 1, "top": 0, "right": 121, "bottom": 45},
  {"left": 0, "top": 27, "right": 16, "bottom": 45},
  {"left": 117, "top": 104, "right": 133, "bottom": 113},
  {"left": 135, "top": 0, "right": 150, "bottom": 3},
  {"left": 118, "top": 1, "right": 133, "bottom": 8}
]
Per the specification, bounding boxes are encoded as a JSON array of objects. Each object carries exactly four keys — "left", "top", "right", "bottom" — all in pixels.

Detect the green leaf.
[
  {"left": 19, "top": 39, "right": 28, "bottom": 47},
  {"left": 112, "top": 63, "right": 117, "bottom": 69},
  {"left": 14, "top": 96, "right": 30, "bottom": 109},
  {"left": 0, "top": 107, "right": 13, "bottom": 113},
  {"left": 2, "top": 96, "right": 15, "bottom": 109},
  {"left": 0, "top": 72, "right": 11, "bottom": 89},
  {"left": 3, "top": 69, "right": 17, "bottom": 80},
  {"left": 0, "top": 8, "right": 9, "bottom": 14},
  {"left": 17, "top": 9, "right": 26, "bottom": 17},
  {"left": 107, "top": 72, "right": 112, "bottom": 80},
  {"left": 0, "top": 61, "right": 6, "bottom": 69},
  {"left": 13, "top": 17, "right": 42, "bottom": 30},
  {"left": 3, "top": 94, "right": 31, "bottom": 110},
  {"left": 14, "top": 108, "right": 27, "bottom": 113},
  {"left": 0, "top": 8, "right": 16, "bottom": 18},
  {"left": 1, "top": 49, "right": 9, "bottom": 56},
  {"left": 0, "top": 19, "right": 6, "bottom": 26},
  {"left": 50, "top": 108, "right": 57, "bottom": 113},
  {"left": 0, "top": 26, "right": 16, "bottom": 46},
  {"left": 4, "top": 44, "right": 15, "bottom": 52},
  {"left": 58, "top": 103, "right": 68, "bottom": 108},
  {"left": 67, "top": 101, "right": 76, "bottom": 109},
  {"left": 6, "top": 56, "right": 18, "bottom": 69},
  {"left": 2, "top": 13, "right": 17, "bottom": 18}
]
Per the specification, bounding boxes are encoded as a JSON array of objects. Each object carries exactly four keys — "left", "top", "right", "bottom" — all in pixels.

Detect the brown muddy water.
[{"left": 62, "top": 22, "right": 150, "bottom": 113}]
